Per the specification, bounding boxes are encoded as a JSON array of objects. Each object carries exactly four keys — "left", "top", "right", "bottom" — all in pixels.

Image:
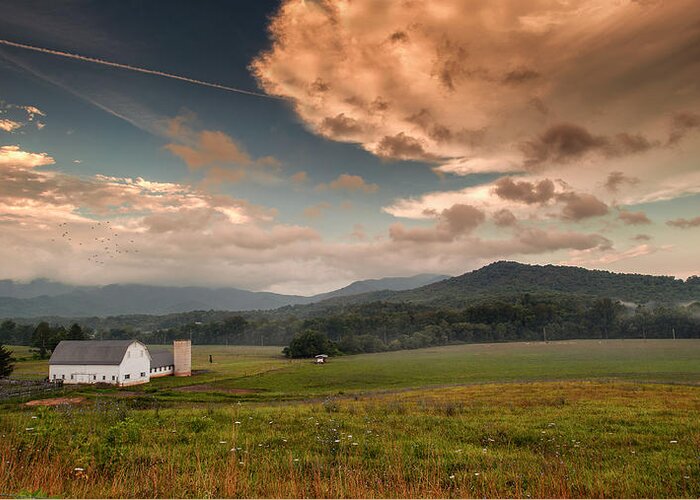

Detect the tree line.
[{"left": 2, "top": 295, "right": 698, "bottom": 360}]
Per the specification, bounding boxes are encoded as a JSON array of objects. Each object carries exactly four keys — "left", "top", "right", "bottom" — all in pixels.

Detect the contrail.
[{"left": 0, "top": 38, "right": 281, "bottom": 100}]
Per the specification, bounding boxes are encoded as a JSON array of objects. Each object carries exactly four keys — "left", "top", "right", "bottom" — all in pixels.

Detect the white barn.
[{"left": 49, "top": 339, "right": 190, "bottom": 386}]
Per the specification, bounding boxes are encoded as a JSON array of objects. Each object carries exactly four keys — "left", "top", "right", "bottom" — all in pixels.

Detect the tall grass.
[{"left": 1, "top": 381, "right": 698, "bottom": 498}]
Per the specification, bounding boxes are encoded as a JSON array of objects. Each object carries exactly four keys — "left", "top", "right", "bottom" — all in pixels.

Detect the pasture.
[{"left": 1, "top": 340, "right": 699, "bottom": 497}]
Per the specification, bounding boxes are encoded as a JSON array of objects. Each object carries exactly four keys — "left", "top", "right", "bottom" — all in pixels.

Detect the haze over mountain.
[{"left": 0, "top": 274, "right": 448, "bottom": 318}]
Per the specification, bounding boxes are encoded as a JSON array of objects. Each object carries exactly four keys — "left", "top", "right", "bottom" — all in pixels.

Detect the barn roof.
[
  {"left": 150, "top": 349, "right": 174, "bottom": 368},
  {"left": 49, "top": 340, "right": 145, "bottom": 365}
]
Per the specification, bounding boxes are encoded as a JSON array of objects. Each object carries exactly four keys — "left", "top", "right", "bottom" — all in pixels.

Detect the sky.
[{"left": 0, "top": 0, "right": 698, "bottom": 295}]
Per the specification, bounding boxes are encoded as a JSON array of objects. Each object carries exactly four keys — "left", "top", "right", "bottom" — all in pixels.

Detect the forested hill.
[{"left": 305, "top": 261, "right": 700, "bottom": 309}]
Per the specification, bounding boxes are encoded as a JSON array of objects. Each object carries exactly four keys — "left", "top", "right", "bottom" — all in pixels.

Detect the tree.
[
  {"left": 67, "top": 323, "right": 86, "bottom": 340},
  {"left": 31, "top": 321, "right": 52, "bottom": 359},
  {"left": 283, "top": 330, "right": 337, "bottom": 358},
  {"left": 31, "top": 322, "right": 66, "bottom": 358},
  {"left": 0, "top": 344, "right": 15, "bottom": 378}
]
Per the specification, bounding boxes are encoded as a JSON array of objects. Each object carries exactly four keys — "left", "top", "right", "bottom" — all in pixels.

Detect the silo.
[{"left": 173, "top": 339, "right": 192, "bottom": 376}]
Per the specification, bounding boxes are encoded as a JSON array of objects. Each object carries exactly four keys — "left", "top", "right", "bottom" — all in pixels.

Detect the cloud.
[
  {"left": 0, "top": 145, "right": 54, "bottom": 167},
  {"left": 562, "top": 243, "right": 664, "bottom": 267},
  {"left": 514, "top": 228, "right": 612, "bottom": 253},
  {"left": 0, "top": 102, "right": 47, "bottom": 132},
  {"left": 632, "top": 234, "right": 652, "bottom": 241},
  {"left": 390, "top": 203, "right": 485, "bottom": 243},
  {"left": 253, "top": 0, "right": 700, "bottom": 172},
  {"left": 303, "top": 202, "right": 332, "bottom": 218},
  {"left": 0, "top": 119, "right": 23, "bottom": 132},
  {"left": 291, "top": 171, "right": 308, "bottom": 184},
  {"left": 317, "top": 174, "right": 378, "bottom": 193},
  {"left": 373, "top": 133, "right": 438, "bottom": 162},
  {"left": 0, "top": 144, "right": 344, "bottom": 291},
  {"left": 165, "top": 130, "right": 252, "bottom": 168},
  {"left": 617, "top": 209, "right": 651, "bottom": 225},
  {"left": 520, "top": 124, "right": 658, "bottom": 170},
  {"left": 319, "top": 113, "right": 364, "bottom": 138},
  {"left": 605, "top": 171, "right": 639, "bottom": 192},
  {"left": 666, "top": 216, "right": 700, "bottom": 229},
  {"left": 163, "top": 115, "right": 282, "bottom": 184},
  {"left": 438, "top": 203, "right": 486, "bottom": 234},
  {"left": 493, "top": 209, "right": 517, "bottom": 227},
  {"left": 667, "top": 112, "right": 700, "bottom": 146},
  {"left": 557, "top": 192, "right": 609, "bottom": 221},
  {"left": 493, "top": 177, "right": 556, "bottom": 204}
]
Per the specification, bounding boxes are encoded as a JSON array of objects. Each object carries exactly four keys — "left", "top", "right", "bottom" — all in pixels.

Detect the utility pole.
[
  {"left": 672, "top": 327, "right": 676, "bottom": 340},
  {"left": 543, "top": 326, "right": 547, "bottom": 343}
]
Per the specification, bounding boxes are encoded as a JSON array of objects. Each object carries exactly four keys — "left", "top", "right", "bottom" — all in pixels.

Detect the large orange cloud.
[{"left": 253, "top": 0, "right": 700, "bottom": 174}]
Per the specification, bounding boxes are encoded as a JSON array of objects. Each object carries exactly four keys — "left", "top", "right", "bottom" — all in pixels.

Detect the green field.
[{"left": 1, "top": 340, "right": 699, "bottom": 497}]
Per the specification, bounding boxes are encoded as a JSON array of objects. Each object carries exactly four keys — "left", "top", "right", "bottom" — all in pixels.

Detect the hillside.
[
  {"left": 292, "top": 261, "right": 700, "bottom": 311},
  {"left": 390, "top": 261, "right": 700, "bottom": 306}
]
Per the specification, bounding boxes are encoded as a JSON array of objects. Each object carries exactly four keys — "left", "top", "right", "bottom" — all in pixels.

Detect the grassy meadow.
[{"left": 1, "top": 340, "right": 699, "bottom": 497}]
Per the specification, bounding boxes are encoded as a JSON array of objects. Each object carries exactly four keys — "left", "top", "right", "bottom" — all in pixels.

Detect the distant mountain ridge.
[{"left": 0, "top": 274, "right": 449, "bottom": 318}]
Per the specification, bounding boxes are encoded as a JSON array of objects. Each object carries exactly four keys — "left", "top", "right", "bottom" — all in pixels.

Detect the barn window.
[
  {"left": 62, "top": 374, "right": 65, "bottom": 380},
  {"left": 93, "top": 375, "right": 96, "bottom": 380},
  {"left": 124, "top": 374, "right": 130, "bottom": 380},
  {"left": 103, "top": 376, "right": 106, "bottom": 380},
  {"left": 140, "top": 372, "right": 146, "bottom": 377},
  {"left": 112, "top": 375, "right": 115, "bottom": 381},
  {"left": 70, "top": 374, "right": 74, "bottom": 379},
  {"left": 53, "top": 374, "right": 56, "bottom": 379}
]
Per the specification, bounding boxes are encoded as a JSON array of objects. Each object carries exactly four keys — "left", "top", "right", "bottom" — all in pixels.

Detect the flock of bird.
[{"left": 52, "top": 221, "right": 139, "bottom": 265}]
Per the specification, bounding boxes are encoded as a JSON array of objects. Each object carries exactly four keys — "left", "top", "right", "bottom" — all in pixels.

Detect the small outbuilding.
[
  {"left": 314, "top": 354, "right": 328, "bottom": 364},
  {"left": 48, "top": 339, "right": 190, "bottom": 386}
]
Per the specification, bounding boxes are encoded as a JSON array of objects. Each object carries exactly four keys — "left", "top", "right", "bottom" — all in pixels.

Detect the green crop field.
[{"left": 1, "top": 340, "right": 699, "bottom": 497}]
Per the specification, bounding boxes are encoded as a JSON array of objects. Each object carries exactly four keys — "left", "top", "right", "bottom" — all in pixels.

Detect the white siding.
[
  {"left": 49, "top": 364, "right": 120, "bottom": 384},
  {"left": 118, "top": 342, "right": 151, "bottom": 386}
]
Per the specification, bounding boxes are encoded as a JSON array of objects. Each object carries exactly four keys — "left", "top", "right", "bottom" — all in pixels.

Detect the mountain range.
[
  {"left": 0, "top": 273, "right": 448, "bottom": 318},
  {"left": 1, "top": 262, "right": 698, "bottom": 319}
]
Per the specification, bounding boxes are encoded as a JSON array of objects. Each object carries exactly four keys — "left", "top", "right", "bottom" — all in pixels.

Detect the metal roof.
[
  {"left": 149, "top": 349, "right": 174, "bottom": 368},
  {"left": 49, "top": 340, "right": 147, "bottom": 366}
]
